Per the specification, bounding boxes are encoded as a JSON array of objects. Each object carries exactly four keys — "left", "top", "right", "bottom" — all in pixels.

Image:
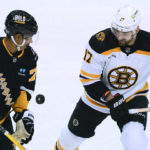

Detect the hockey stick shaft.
[
  {"left": 0, "top": 125, "right": 26, "bottom": 150},
  {"left": 129, "top": 108, "right": 150, "bottom": 114}
]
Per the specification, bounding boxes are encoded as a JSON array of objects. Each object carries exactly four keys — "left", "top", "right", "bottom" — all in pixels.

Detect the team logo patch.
[
  {"left": 96, "top": 32, "right": 105, "bottom": 41},
  {"left": 107, "top": 66, "right": 138, "bottom": 89},
  {"left": 13, "top": 15, "right": 26, "bottom": 24},
  {"left": 73, "top": 118, "right": 79, "bottom": 126},
  {"left": 18, "top": 68, "right": 26, "bottom": 76}
]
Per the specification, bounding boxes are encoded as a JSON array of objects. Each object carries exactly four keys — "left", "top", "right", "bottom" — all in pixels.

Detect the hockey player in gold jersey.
[
  {"left": 55, "top": 5, "right": 150, "bottom": 150},
  {"left": 0, "top": 10, "right": 38, "bottom": 149}
]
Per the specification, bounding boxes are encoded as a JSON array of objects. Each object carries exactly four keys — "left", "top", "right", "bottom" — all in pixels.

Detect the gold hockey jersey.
[{"left": 80, "top": 28, "right": 150, "bottom": 114}]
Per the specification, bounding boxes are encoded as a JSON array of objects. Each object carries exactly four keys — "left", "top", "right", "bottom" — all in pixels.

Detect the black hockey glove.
[
  {"left": 106, "top": 94, "right": 129, "bottom": 122},
  {"left": 13, "top": 109, "right": 34, "bottom": 144}
]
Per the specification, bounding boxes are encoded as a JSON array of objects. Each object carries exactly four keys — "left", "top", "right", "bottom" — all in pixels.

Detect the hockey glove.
[
  {"left": 12, "top": 109, "right": 34, "bottom": 144},
  {"left": 106, "top": 94, "right": 129, "bottom": 122}
]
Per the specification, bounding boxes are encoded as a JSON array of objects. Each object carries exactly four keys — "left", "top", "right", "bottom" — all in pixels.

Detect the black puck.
[{"left": 36, "top": 94, "right": 45, "bottom": 104}]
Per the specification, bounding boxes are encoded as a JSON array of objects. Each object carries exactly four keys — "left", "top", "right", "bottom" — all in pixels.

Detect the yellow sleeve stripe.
[
  {"left": 84, "top": 90, "right": 108, "bottom": 108},
  {"left": 80, "top": 78, "right": 98, "bottom": 83},
  {"left": 57, "top": 138, "right": 64, "bottom": 150},
  {"left": 56, "top": 139, "right": 79, "bottom": 150},
  {"left": 80, "top": 69, "right": 101, "bottom": 79},
  {"left": 54, "top": 145, "right": 56, "bottom": 150},
  {"left": 135, "top": 50, "right": 150, "bottom": 56},
  {"left": 126, "top": 82, "right": 149, "bottom": 103},
  {"left": 101, "top": 47, "right": 121, "bottom": 55}
]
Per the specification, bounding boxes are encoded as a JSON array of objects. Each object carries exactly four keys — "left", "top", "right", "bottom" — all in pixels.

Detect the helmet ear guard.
[{"left": 111, "top": 5, "right": 141, "bottom": 36}]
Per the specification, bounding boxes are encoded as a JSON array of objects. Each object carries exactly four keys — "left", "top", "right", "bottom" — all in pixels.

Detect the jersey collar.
[{"left": 2, "top": 38, "right": 24, "bottom": 58}]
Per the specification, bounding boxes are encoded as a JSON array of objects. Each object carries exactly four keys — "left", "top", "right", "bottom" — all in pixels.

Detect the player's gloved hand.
[
  {"left": 12, "top": 109, "right": 34, "bottom": 144},
  {"left": 106, "top": 94, "right": 129, "bottom": 122}
]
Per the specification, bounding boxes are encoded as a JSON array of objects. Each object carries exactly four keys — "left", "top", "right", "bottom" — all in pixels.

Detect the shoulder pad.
[
  {"left": 136, "top": 30, "right": 150, "bottom": 52},
  {"left": 31, "top": 47, "right": 38, "bottom": 62},
  {"left": 27, "top": 46, "right": 38, "bottom": 62},
  {"left": 89, "top": 28, "right": 118, "bottom": 54},
  {"left": 139, "top": 30, "right": 150, "bottom": 41}
]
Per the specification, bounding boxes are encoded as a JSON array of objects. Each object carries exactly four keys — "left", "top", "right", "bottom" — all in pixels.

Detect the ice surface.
[{"left": 0, "top": 0, "right": 150, "bottom": 149}]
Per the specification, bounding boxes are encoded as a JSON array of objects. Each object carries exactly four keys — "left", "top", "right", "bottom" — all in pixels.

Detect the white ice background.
[{"left": 1, "top": 0, "right": 150, "bottom": 150}]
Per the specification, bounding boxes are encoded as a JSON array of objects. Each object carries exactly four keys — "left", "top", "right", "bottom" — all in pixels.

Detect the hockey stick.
[
  {"left": 0, "top": 125, "right": 26, "bottom": 150},
  {"left": 129, "top": 108, "right": 150, "bottom": 114}
]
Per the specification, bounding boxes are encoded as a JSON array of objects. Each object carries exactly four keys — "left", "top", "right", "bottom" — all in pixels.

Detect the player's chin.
[{"left": 118, "top": 41, "right": 129, "bottom": 46}]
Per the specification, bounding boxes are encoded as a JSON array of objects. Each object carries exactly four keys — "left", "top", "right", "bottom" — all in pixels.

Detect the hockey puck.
[{"left": 36, "top": 94, "right": 45, "bottom": 104}]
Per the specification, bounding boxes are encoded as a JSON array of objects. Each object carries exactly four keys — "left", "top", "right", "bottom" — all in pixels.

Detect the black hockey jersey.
[{"left": 0, "top": 37, "right": 38, "bottom": 121}]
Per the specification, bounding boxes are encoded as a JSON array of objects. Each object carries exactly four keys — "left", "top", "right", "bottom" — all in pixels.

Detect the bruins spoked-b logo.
[
  {"left": 96, "top": 32, "right": 105, "bottom": 41},
  {"left": 108, "top": 66, "right": 138, "bottom": 89},
  {"left": 73, "top": 118, "right": 79, "bottom": 127}
]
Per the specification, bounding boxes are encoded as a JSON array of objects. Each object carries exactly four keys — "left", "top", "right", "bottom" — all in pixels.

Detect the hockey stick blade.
[
  {"left": 0, "top": 125, "right": 26, "bottom": 150},
  {"left": 129, "top": 108, "right": 150, "bottom": 114}
]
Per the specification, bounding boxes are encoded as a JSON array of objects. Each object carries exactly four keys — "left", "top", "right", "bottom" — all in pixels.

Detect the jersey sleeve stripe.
[
  {"left": 57, "top": 138, "right": 64, "bottom": 150},
  {"left": 80, "top": 78, "right": 98, "bottom": 83},
  {"left": 54, "top": 145, "right": 57, "bottom": 150},
  {"left": 126, "top": 94, "right": 148, "bottom": 103},
  {"left": 126, "top": 82, "right": 149, "bottom": 103},
  {"left": 80, "top": 79, "right": 100, "bottom": 86},
  {"left": 84, "top": 90, "right": 108, "bottom": 108},
  {"left": 80, "top": 69, "right": 101, "bottom": 79}
]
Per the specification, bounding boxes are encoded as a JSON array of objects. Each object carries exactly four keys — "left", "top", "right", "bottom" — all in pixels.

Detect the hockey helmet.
[
  {"left": 4, "top": 10, "right": 38, "bottom": 38},
  {"left": 111, "top": 5, "right": 141, "bottom": 33}
]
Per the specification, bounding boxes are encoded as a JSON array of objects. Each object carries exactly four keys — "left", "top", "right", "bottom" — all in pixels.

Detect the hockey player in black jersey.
[
  {"left": 55, "top": 5, "right": 150, "bottom": 150},
  {"left": 0, "top": 10, "right": 38, "bottom": 149}
]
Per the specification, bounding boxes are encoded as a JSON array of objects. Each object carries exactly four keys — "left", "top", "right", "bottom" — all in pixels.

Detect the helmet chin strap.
[{"left": 11, "top": 36, "right": 26, "bottom": 51}]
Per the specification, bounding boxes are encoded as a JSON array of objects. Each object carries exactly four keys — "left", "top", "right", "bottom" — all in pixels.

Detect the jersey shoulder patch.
[{"left": 89, "top": 28, "right": 118, "bottom": 54}]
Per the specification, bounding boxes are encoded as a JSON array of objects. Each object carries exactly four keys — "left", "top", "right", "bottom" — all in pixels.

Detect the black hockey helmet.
[{"left": 4, "top": 10, "right": 38, "bottom": 38}]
